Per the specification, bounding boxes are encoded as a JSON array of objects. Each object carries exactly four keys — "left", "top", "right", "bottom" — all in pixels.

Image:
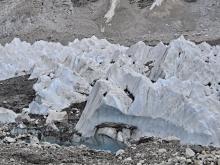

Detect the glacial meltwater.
[{"left": 11, "top": 127, "right": 126, "bottom": 153}]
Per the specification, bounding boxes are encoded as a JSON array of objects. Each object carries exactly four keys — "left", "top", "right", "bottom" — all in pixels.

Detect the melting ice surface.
[
  {"left": 0, "top": 36, "right": 220, "bottom": 146},
  {"left": 11, "top": 127, "right": 126, "bottom": 153},
  {"left": 45, "top": 134, "right": 126, "bottom": 153}
]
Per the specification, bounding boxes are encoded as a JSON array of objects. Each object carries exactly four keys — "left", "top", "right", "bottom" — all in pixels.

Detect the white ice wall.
[{"left": 0, "top": 36, "right": 220, "bottom": 146}]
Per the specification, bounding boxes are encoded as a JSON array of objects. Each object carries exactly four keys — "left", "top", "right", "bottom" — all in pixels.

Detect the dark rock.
[
  {"left": 0, "top": 75, "right": 37, "bottom": 113},
  {"left": 184, "top": 0, "right": 197, "bottom": 2},
  {"left": 191, "top": 145, "right": 204, "bottom": 154},
  {"left": 136, "top": 136, "right": 154, "bottom": 145},
  {"left": 96, "top": 122, "right": 137, "bottom": 132}
]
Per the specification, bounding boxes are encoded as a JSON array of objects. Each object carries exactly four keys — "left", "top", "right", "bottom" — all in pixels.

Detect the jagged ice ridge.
[{"left": 0, "top": 36, "right": 220, "bottom": 146}]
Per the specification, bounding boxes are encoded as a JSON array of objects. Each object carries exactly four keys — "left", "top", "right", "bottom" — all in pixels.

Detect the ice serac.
[
  {"left": 0, "top": 107, "right": 17, "bottom": 123},
  {"left": 76, "top": 37, "right": 220, "bottom": 146},
  {"left": 150, "top": 0, "right": 165, "bottom": 10},
  {"left": 0, "top": 36, "right": 127, "bottom": 114},
  {"left": 0, "top": 35, "right": 220, "bottom": 146}
]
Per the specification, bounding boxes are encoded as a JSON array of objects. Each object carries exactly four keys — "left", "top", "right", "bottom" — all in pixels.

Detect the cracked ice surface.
[{"left": 0, "top": 36, "right": 220, "bottom": 146}]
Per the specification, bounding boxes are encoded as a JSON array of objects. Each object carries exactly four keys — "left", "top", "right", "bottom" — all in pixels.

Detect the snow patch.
[
  {"left": 104, "top": 0, "right": 120, "bottom": 24},
  {"left": 150, "top": 0, "right": 165, "bottom": 10}
]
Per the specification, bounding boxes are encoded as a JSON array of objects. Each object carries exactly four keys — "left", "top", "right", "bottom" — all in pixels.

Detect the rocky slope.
[{"left": 0, "top": 0, "right": 219, "bottom": 46}]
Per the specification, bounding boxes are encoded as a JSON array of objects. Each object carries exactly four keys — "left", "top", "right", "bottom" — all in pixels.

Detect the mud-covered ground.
[{"left": 0, "top": 0, "right": 219, "bottom": 46}]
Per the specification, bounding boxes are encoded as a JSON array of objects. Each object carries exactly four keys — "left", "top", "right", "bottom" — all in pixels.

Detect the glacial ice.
[
  {"left": 0, "top": 107, "right": 17, "bottom": 123},
  {"left": 0, "top": 36, "right": 220, "bottom": 146},
  {"left": 46, "top": 111, "right": 68, "bottom": 124}
]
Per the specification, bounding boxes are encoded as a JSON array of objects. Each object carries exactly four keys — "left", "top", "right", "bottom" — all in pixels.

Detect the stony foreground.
[{"left": 0, "top": 138, "right": 220, "bottom": 165}]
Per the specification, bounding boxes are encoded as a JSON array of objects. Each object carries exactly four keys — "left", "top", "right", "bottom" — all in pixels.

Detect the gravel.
[{"left": 0, "top": 137, "right": 220, "bottom": 164}]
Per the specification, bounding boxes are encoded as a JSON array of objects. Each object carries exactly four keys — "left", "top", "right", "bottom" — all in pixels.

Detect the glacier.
[
  {"left": 0, "top": 107, "right": 17, "bottom": 123},
  {"left": 0, "top": 36, "right": 220, "bottom": 146}
]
